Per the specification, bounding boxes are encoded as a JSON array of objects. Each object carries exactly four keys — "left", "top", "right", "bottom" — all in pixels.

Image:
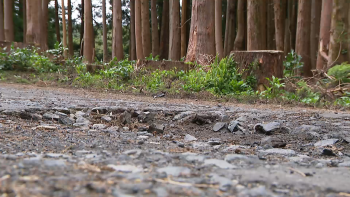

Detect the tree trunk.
[
  {"left": 112, "top": 0, "right": 124, "bottom": 61},
  {"left": 83, "top": 0, "right": 94, "bottom": 63},
  {"left": 151, "top": 0, "right": 159, "bottom": 57},
  {"left": 289, "top": 0, "right": 297, "bottom": 50},
  {"left": 42, "top": 0, "right": 49, "bottom": 50},
  {"left": 130, "top": 0, "right": 136, "bottom": 60},
  {"left": 61, "top": 0, "right": 67, "bottom": 58},
  {"left": 274, "top": 0, "right": 286, "bottom": 51},
  {"left": 180, "top": 0, "right": 187, "bottom": 58},
  {"left": 284, "top": 0, "right": 292, "bottom": 54},
  {"left": 55, "top": 0, "right": 60, "bottom": 43},
  {"left": 328, "top": 0, "right": 349, "bottom": 69},
  {"left": 159, "top": 0, "right": 169, "bottom": 59},
  {"left": 80, "top": 0, "right": 84, "bottom": 55},
  {"left": 295, "top": 0, "right": 312, "bottom": 76},
  {"left": 224, "top": 0, "right": 236, "bottom": 56},
  {"left": 102, "top": 0, "right": 107, "bottom": 62},
  {"left": 310, "top": 0, "right": 322, "bottom": 69},
  {"left": 260, "top": 0, "right": 267, "bottom": 49},
  {"left": 267, "top": 0, "right": 275, "bottom": 50},
  {"left": 185, "top": 0, "right": 215, "bottom": 65},
  {"left": 141, "top": 0, "right": 151, "bottom": 57},
  {"left": 316, "top": 0, "right": 332, "bottom": 70},
  {"left": 0, "top": 0, "right": 4, "bottom": 41},
  {"left": 26, "top": 0, "right": 41, "bottom": 45},
  {"left": 22, "top": 0, "right": 26, "bottom": 43},
  {"left": 247, "top": 0, "right": 264, "bottom": 50},
  {"left": 4, "top": 0, "right": 14, "bottom": 42},
  {"left": 169, "top": 0, "right": 181, "bottom": 60},
  {"left": 234, "top": 0, "right": 244, "bottom": 50},
  {"left": 215, "top": 0, "right": 224, "bottom": 59},
  {"left": 68, "top": 0, "right": 74, "bottom": 57},
  {"left": 135, "top": 0, "right": 144, "bottom": 59}
]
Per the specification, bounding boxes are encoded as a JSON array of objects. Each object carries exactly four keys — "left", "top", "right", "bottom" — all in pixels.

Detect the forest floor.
[{"left": 1, "top": 82, "right": 350, "bottom": 197}]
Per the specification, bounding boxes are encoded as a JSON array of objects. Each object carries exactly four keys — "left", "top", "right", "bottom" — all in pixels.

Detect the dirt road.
[{"left": 1, "top": 83, "right": 350, "bottom": 197}]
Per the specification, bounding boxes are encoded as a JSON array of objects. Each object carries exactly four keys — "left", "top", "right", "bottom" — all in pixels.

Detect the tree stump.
[{"left": 231, "top": 50, "right": 284, "bottom": 90}]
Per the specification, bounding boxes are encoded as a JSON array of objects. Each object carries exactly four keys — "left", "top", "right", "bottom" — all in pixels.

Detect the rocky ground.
[{"left": 0, "top": 83, "right": 350, "bottom": 197}]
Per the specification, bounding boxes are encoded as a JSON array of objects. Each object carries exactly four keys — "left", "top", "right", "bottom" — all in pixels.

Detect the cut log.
[{"left": 231, "top": 50, "right": 284, "bottom": 90}]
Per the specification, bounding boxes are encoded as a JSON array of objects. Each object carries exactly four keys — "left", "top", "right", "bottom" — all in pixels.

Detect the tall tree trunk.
[
  {"left": 328, "top": 0, "right": 349, "bottom": 69},
  {"left": 215, "top": 0, "right": 224, "bottom": 59},
  {"left": 180, "top": 0, "right": 187, "bottom": 58},
  {"left": 135, "top": 0, "right": 144, "bottom": 59},
  {"left": 310, "top": 0, "right": 322, "bottom": 69},
  {"left": 224, "top": 0, "right": 236, "bottom": 56},
  {"left": 22, "top": 0, "right": 26, "bottom": 43},
  {"left": 112, "top": 0, "right": 124, "bottom": 60},
  {"left": 80, "top": 0, "right": 84, "bottom": 55},
  {"left": 234, "top": 0, "right": 244, "bottom": 50},
  {"left": 55, "top": 0, "right": 60, "bottom": 43},
  {"left": 284, "top": 0, "right": 292, "bottom": 53},
  {"left": 130, "top": 0, "right": 136, "bottom": 60},
  {"left": 61, "top": 0, "right": 67, "bottom": 58},
  {"left": 151, "top": 0, "right": 159, "bottom": 57},
  {"left": 83, "top": 0, "right": 94, "bottom": 63},
  {"left": 295, "top": 0, "right": 312, "bottom": 76},
  {"left": 169, "top": 0, "right": 181, "bottom": 60},
  {"left": 247, "top": 0, "right": 264, "bottom": 50},
  {"left": 274, "top": 0, "right": 286, "bottom": 51},
  {"left": 260, "top": 0, "right": 267, "bottom": 49},
  {"left": 68, "top": 0, "right": 74, "bottom": 57},
  {"left": 26, "top": 0, "right": 41, "bottom": 45},
  {"left": 159, "top": 0, "right": 169, "bottom": 59},
  {"left": 4, "top": 0, "right": 14, "bottom": 41},
  {"left": 0, "top": 0, "right": 4, "bottom": 41},
  {"left": 267, "top": 0, "right": 275, "bottom": 50},
  {"left": 185, "top": 0, "right": 215, "bottom": 65},
  {"left": 289, "top": 0, "right": 297, "bottom": 50},
  {"left": 102, "top": 0, "right": 107, "bottom": 62},
  {"left": 141, "top": 0, "right": 151, "bottom": 57},
  {"left": 316, "top": 0, "right": 332, "bottom": 70},
  {"left": 42, "top": 0, "right": 49, "bottom": 50}
]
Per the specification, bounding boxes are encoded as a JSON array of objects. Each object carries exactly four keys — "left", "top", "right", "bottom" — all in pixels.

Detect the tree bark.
[
  {"left": 234, "top": 0, "right": 245, "bottom": 50},
  {"left": 224, "top": 0, "right": 236, "bottom": 56},
  {"left": 310, "top": 0, "right": 322, "bottom": 69},
  {"left": 80, "top": 0, "right": 84, "bottom": 55},
  {"left": 328, "top": 0, "right": 349, "bottom": 69},
  {"left": 141, "top": 0, "right": 151, "bottom": 57},
  {"left": 130, "top": 0, "right": 136, "bottom": 60},
  {"left": 215, "top": 0, "right": 224, "bottom": 59},
  {"left": 83, "top": 0, "right": 94, "bottom": 63},
  {"left": 260, "top": 0, "right": 267, "bottom": 49},
  {"left": 61, "top": 0, "right": 67, "bottom": 58},
  {"left": 26, "top": 0, "right": 41, "bottom": 45},
  {"left": 267, "top": 0, "right": 275, "bottom": 50},
  {"left": 135, "top": 0, "right": 144, "bottom": 59},
  {"left": 4, "top": 0, "right": 14, "bottom": 42},
  {"left": 151, "top": 0, "right": 159, "bottom": 57},
  {"left": 159, "top": 0, "right": 169, "bottom": 59},
  {"left": 180, "top": 0, "right": 187, "bottom": 58},
  {"left": 274, "top": 0, "right": 286, "bottom": 51},
  {"left": 102, "top": 0, "right": 107, "bottom": 62},
  {"left": 316, "top": 0, "right": 332, "bottom": 70},
  {"left": 55, "top": 0, "right": 60, "bottom": 43},
  {"left": 22, "top": 0, "right": 26, "bottom": 43},
  {"left": 295, "top": 0, "right": 312, "bottom": 76},
  {"left": 185, "top": 0, "right": 215, "bottom": 65},
  {"left": 68, "top": 0, "right": 74, "bottom": 57},
  {"left": 112, "top": 0, "right": 124, "bottom": 61},
  {"left": 42, "top": 0, "right": 49, "bottom": 50},
  {"left": 247, "top": 0, "right": 264, "bottom": 50},
  {"left": 169, "top": 0, "right": 181, "bottom": 60},
  {"left": 284, "top": 0, "right": 292, "bottom": 53},
  {"left": 0, "top": 0, "right": 4, "bottom": 41},
  {"left": 289, "top": 0, "right": 297, "bottom": 50}
]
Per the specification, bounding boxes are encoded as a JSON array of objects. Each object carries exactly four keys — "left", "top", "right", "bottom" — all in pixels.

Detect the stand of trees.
[{"left": 0, "top": 0, "right": 349, "bottom": 74}]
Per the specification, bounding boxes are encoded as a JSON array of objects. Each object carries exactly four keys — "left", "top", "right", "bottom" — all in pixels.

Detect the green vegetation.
[
  {"left": 327, "top": 62, "right": 350, "bottom": 83},
  {"left": 0, "top": 47, "right": 349, "bottom": 109}
]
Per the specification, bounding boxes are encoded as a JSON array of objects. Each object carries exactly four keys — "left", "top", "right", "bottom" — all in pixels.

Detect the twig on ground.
[{"left": 288, "top": 167, "right": 306, "bottom": 177}]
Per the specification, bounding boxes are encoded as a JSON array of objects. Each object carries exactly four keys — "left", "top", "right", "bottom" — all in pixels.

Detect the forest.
[{"left": 0, "top": 0, "right": 350, "bottom": 108}]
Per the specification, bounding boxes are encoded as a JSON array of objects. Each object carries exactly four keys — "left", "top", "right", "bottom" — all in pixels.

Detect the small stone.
[
  {"left": 173, "top": 111, "right": 194, "bottom": 121},
  {"left": 22, "top": 157, "right": 42, "bottom": 166},
  {"left": 208, "top": 139, "right": 221, "bottom": 146},
  {"left": 314, "top": 139, "right": 339, "bottom": 147},
  {"left": 92, "top": 124, "right": 107, "bottom": 130},
  {"left": 120, "top": 111, "right": 132, "bottom": 125},
  {"left": 338, "top": 161, "right": 350, "bottom": 167},
  {"left": 258, "top": 148, "right": 296, "bottom": 156},
  {"left": 204, "top": 159, "right": 237, "bottom": 169},
  {"left": 228, "top": 121, "right": 240, "bottom": 132},
  {"left": 184, "top": 155, "right": 206, "bottom": 163},
  {"left": 43, "top": 113, "right": 60, "bottom": 120},
  {"left": 177, "top": 142, "right": 185, "bottom": 148},
  {"left": 315, "top": 163, "right": 324, "bottom": 168},
  {"left": 225, "top": 154, "right": 258, "bottom": 163},
  {"left": 213, "top": 122, "right": 226, "bottom": 132},
  {"left": 75, "top": 111, "right": 86, "bottom": 117},
  {"left": 137, "top": 136, "right": 149, "bottom": 140},
  {"left": 148, "top": 123, "right": 165, "bottom": 134},
  {"left": 19, "top": 112, "right": 42, "bottom": 120},
  {"left": 157, "top": 166, "right": 191, "bottom": 177},
  {"left": 101, "top": 115, "right": 112, "bottom": 122},
  {"left": 43, "top": 159, "right": 66, "bottom": 168},
  {"left": 107, "top": 165, "right": 142, "bottom": 173},
  {"left": 75, "top": 150, "right": 92, "bottom": 156},
  {"left": 254, "top": 122, "right": 281, "bottom": 135},
  {"left": 322, "top": 149, "right": 336, "bottom": 156},
  {"left": 59, "top": 116, "right": 74, "bottom": 125},
  {"left": 91, "top": 107, "right": 108, "bottom": 114},
  {"left": 260, "top": 136, "right": 286, "bottom": 148},
  {"left": 138, "top": 112, "right": 156, "bottom": 123},
  {"left": 76, "top": 116, "right": 90, "bottom": 124},
  {"left": 184, "top": 134, "right": 197, "bottom": 142}
]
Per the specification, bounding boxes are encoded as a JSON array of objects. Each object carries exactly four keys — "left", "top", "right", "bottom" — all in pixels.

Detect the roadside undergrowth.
[{"left": 0, "top": 44, "right": 349, "bottom": 109}]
